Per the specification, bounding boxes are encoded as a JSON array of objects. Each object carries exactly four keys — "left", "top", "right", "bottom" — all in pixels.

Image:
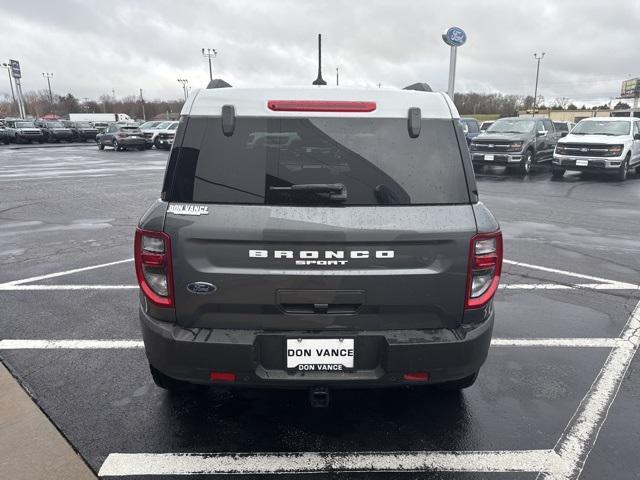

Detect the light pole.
[
  {"left": 1, "top": 63, "right": 17, "bottom": 113},
  {"left": 177, "top": 78, "right": 189, "bottom": 101},
  {"left": 42, "top": 72, "right": 54, "bottom": 103},
  {"left": 532, "top": 52, "right": 546, "bottom": 116},
  {"left": 139, "top": 88, "right": 146, "bottom": 121},
  {"left": 201, "top": 48, "right": 217, "bottom": 81},
  {"left": 336, "top": 66, "right": 339, "bottom": 86}
]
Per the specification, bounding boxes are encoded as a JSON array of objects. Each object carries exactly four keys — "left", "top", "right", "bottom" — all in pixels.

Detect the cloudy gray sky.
[{"left": 2, "top": 0, "right": 639, "bottom": 105}]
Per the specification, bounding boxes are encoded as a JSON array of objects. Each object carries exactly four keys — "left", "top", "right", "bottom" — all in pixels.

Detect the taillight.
[
  {"left": 465, "top": 231, "right": 503, "bottom": 309},
  {"left": 134, "top": 228, "right": 174, "bottom": 307},
  {"left": 267, "top": 100, "right": 377, "bottom": 112}
]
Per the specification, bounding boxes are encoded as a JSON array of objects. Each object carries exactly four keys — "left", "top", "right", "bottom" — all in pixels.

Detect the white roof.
[
  {"left": 182, "top": 87, "right": 459, "bottom": 119},
  {"left": 580, "top": 116, "right": 634, "bottom": 122}
]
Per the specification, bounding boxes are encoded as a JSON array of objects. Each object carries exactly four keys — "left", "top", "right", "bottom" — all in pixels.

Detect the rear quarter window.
[{"left": 167, "top": 116, "right": 471, "bottom": 206}]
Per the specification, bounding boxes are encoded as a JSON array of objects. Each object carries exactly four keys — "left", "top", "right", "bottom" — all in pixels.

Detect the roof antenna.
[{"left": 312, "top": 34, "right": 327, "bottom": 86}]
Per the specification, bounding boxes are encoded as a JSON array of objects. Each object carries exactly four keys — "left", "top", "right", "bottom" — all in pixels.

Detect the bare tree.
[{"left": 554, "top": 97, "right": 570, "bottom": 110}]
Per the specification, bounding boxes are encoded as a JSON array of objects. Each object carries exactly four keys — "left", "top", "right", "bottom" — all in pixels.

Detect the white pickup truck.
[{"left": 552, "top": 117, "right": 640, "bottom": 180}]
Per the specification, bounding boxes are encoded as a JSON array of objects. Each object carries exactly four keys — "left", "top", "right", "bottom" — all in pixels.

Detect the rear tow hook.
[{"left": 309, "top": 386, "right": 330, "bottom": 408}]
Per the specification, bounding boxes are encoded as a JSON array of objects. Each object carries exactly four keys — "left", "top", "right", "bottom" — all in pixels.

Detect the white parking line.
[
  {"left": 0, "top": 285, "right": 137, "bottom": 291},
  {"left": 491, "top": 338, "right": 624, "bottom": 348},
  {"left": 503, "top": 259, "right": 636, "bottom": 286},
  {"left": 0, "top": 340, "right": 144, "bottom": 349},
  {"left": 98, "top": 449, "right": 567, "bottom": 476},
  {"left": 0, "top": 259, "right": 133, "bottom": 286},
  {"left": 542, "top": 299, "right": 640, "bottom": 480},
  {"left": 501, "top": 283, "right": 639, "bottom": 290}
]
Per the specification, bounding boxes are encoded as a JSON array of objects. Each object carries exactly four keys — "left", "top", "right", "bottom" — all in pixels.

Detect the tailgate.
[{"left": 165, "top": 204, "right": 477, "bottom": 331}]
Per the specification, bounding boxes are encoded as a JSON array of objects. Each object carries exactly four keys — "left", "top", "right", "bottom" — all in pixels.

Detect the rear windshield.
[{"left": 167, "top": 117, "right": 470, "bottom": 206}]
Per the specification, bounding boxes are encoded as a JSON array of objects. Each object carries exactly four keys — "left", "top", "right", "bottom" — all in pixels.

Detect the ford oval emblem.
[
  {"left": 442, "top": 26, "right": 467, "bottom": 47},
  {"left": 187, "top": 282, "right": 217, "bottom": 294}
]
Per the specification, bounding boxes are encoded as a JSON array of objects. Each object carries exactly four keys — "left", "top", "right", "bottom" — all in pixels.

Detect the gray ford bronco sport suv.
[{"left": 135, "top": 84, "right": 502, "bottom": 404}]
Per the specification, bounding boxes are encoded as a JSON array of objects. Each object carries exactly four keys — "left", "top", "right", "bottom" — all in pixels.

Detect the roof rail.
[
  {"left": 403, "top": 82, "right": 433, "bottom": 92},
  {"left": 207, "top": 79, "right": 232, "bottom": 89}
]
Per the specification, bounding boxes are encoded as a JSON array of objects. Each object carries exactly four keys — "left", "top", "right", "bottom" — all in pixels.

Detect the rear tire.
[
  {"left": 551, "top": 167, "right": 565, "bottom": 179},
  {"left": 437, "top": 372, "right": 478, "bottom": 391},
  {"left": 150, "top": 364, "right": 196, "bottom": 392}
]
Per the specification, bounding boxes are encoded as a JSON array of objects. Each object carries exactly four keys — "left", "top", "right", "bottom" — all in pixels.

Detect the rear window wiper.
[{"left": 269, "top": 183, "right": 348, "bottom": 202}]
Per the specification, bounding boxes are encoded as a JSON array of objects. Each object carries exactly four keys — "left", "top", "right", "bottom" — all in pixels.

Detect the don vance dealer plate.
[{"left": 286, "top": 338, "right": 355, "bottom": 371}]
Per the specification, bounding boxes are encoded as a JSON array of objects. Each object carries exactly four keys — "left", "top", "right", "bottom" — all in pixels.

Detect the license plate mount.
[
  {"left": 286, "top": 338, "right": 355, "bottom": 372},
  {"left": 576, "top": 159, "right": 589, "bottom": 167}
]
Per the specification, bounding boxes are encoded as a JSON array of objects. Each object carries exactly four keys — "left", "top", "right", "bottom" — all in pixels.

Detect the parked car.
[
  {"left": 142, "top": 121, "right": 173, "bottom": 148},
  {"left": 35, "top": 120, "right": 74, "bottom": 143},
  {"left": 469, "top": 117, "right": 560, "bottom": 175},
  {"left": 62, "top": 120, "right": 98, "bottom": 142},
  {"left": 459, "top": 117, "right": 481, "bottom": 145},
  {"left": 141, "top": 121, "right": 171, "bottom": 148},
  {"left": 93, "top": 122, "right": 111, "bottom": 135},
  {"left": 553, "top": 121, "right": 575, "bottom": 138},
  {"left": 480, "top": 121, "right": 494, "bottom": 132},
  {"left": 139, "top": 121, "right": 163, "bottom": 130},
  {"left": 153, "top": 121, "right": 179, "bottom": 150},
  {"left": 552, "top": 117, "right": 640, "bottom": 181},
  {"left": 135, "top": 85, "right": 502, "bottom": 400},
  {"left": 0, "top": 124, "right": 11, "bottom": 144},
  {"left": 4, "top": 119, "right": 45, "bottom": 144},
  {"left": 97, "top": 124, "right": 146, "bottom": 151}
]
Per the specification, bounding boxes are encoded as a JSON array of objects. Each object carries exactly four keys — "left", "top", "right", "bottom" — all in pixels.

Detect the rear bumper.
[
  {"left": 140, "top": 307, "right": 494, "bottom": 388},
  {"left": 118, "top": 137, "right": 146, "bottom": 146}
]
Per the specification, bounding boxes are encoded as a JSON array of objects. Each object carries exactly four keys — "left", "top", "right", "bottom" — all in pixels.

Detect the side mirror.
[
  {"left": 537, "top": 130, "right": 547, "bottom": 137},
  {"left": 561, "top": 132, "right": 568, "bottom": 137},
  {"left": 634, "top": 133, "right": 640, "bottom": 140}
]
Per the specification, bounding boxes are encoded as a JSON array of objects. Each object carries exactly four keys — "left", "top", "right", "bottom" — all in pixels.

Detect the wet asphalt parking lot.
[{"left": 0, "top": 144, "right": 639, "bottom": 480}]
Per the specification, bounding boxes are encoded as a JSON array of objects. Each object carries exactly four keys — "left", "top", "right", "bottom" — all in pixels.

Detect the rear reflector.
[
  {"left": 403, "top": 372, "right": 430, "bottom": 382},
  {"left": 267, "top": 100, "right": 377, "bottom": 112},
  {"left": 210, "top": 372, "right": 236, "bottom": 382}
]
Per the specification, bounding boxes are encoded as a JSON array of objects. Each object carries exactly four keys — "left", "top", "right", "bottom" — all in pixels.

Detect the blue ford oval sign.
[
  {"left": 187, "top": 282, "right": 217, "bottom": 294},
  {"left": 443, "top": 27, "right": 467, "bottom": 47}
]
